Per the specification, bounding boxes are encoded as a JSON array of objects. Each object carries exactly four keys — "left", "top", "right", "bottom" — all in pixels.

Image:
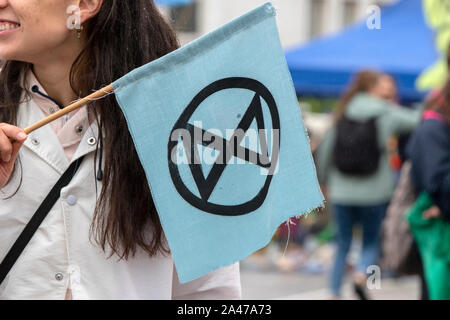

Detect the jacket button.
[
  {"left": 66, "top": 195, "right": 78, "bottom": 206},
  {"left": 31, "top": 138, "right": 39, "bottom": 146},
  {"left": 55, "top": 273, "right": 64, "bottom": 281},
  {"left": 75, "top": 125, "right": 84, "bottom": 135},
  {"left": 87, "top": 137, "right": 96, "bottom": 145}
]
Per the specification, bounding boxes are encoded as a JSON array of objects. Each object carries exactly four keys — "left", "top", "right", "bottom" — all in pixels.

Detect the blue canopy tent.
[{"left": 285, "top": 0, "right": 439, "bottom": 103}]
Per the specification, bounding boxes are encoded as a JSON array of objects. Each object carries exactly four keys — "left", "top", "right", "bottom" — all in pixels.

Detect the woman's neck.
[
  {"left": 31, "top": 38, "right": 84, "bottom": 107},
  {"left": 32, "top": 62, "right": 77, "bottom": 107}
]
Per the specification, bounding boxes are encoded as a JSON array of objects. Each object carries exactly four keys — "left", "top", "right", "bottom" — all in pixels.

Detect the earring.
[{"left": 76, "top": 25, "right": 83, "bottom": 40}]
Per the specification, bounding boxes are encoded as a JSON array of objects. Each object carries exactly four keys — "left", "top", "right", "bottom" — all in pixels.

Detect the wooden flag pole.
[{"left": 23, "top": 84, "right": 115, "bottom": 135}]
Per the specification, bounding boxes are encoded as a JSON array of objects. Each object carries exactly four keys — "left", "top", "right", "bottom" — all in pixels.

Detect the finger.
[
  {"left": 0, "top": 125, "right": 27, "bottom": 162},
  {"left": 0, "top": 124, "right": 28, "bottom": 142},
  {"left": 0, "top": 140, "right": 25, "bottom": 179},
  {"left": 422, "top": 209, "right": 440, "bottom": 219},
  {"left": 0, "top": 130, "right": 13, "bottom": 162}
]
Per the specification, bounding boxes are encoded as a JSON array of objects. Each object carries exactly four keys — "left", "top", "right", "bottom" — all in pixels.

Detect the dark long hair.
[
  {"left": 0, "top": 1, "right": 179, "bottom": 259},
  {"left": 335, "top": 70, "right": 381, "bottom": 121}
]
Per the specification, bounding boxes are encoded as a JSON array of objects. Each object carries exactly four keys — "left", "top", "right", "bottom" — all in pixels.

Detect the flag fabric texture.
[{"left": 112, "top": 2, "right": 324, "bottom": 283}]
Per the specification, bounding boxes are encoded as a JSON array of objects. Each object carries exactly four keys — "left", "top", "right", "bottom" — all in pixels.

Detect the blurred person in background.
[
  {"left": 381, "top": 45, "right": 450, "bottom": 300},
  {"left": 406, "top": 79, "right": 450, "bottom": 300},
  {"left": 372, "top": 74, "right": 398, "bottom": 103},
  {"left": 316, "top": 70, "right": 421, "bottom": 300}
]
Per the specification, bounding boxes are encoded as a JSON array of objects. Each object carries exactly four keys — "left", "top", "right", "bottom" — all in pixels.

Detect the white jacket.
[{"left": 0, "top": 92, "right": 241, "bottom": 300}]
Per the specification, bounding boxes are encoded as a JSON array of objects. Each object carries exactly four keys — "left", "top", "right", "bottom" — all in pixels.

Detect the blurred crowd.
[{"left": 246, "top": 43, "right": 450, "bottom": 301}]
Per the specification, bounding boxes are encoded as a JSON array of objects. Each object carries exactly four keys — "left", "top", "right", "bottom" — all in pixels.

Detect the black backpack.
[{"left": 333, "top": 115, "right": 381, "bottom": 176}]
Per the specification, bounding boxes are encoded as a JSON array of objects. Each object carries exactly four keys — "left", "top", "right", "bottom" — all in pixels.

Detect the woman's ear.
[{"left": 78, "top": 0, "right": 104, "bottom": 23}]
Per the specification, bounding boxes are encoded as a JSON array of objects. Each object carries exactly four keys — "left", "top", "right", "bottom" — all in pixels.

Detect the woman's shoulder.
[
  {"left": 419, "top": 116, "right": 449, "bottom": 134},
  {"left": 347, "top": 93, "right": 388, "bottom": 117},
  {"left": 349, "top": 93, "right": 382, "bottom": 106},
  {"left": 409, "top": 118, "right": 450, "bottom": 153}
]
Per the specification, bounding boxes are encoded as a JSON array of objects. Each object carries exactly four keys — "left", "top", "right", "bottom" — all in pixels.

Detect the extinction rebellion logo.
[{"left": 168, "top": 77, "right": 281, "bottom": 216}]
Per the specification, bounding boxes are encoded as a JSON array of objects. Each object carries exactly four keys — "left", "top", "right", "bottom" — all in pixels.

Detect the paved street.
[
  {"left": 240, "top": 268, "right": 419, "bottom": 300},
  {"left": 239, "top": 246, "right": 421, "bottom": 300}
]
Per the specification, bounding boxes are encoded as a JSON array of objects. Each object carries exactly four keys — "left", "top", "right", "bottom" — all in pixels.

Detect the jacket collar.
[{"left": 17, "top": 94, "right": 99, "bottom": 174}]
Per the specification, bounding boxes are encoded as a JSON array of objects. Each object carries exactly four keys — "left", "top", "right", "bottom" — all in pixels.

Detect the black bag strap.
[{"left": 0, "top": 156, "right": 85, "bottom": 285}]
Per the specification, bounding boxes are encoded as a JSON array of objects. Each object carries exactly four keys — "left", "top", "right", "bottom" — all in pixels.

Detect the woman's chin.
[
  {"left": 0, "top": 50, "right": 25, "bottom": 63},
  {"left": 0, "top": 50, "right": 14, "bottom": 61}
]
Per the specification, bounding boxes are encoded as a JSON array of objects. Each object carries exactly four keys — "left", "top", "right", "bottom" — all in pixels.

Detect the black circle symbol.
[{"left": 168, "top": 77, "right": 281, "bottom": 216}]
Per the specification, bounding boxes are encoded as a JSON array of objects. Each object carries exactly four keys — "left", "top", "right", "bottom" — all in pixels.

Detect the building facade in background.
[{"left": 160, "top": 0, "right": 395, "bottom": 48}]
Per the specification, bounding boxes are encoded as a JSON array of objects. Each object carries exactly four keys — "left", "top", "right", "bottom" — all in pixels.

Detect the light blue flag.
[{"left": 112, "top": 2, "right": 324, "bottom": 283}]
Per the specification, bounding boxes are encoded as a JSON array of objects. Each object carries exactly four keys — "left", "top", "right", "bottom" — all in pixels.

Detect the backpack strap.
[{"left": 0, "top": 156, "right": 85, "bottom": 286}]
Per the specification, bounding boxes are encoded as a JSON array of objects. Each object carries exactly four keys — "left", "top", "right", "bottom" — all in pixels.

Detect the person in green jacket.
[
  {"left": 406, "top": 80, "right": 450, "bottom": 300},
  {"left": 316, "top": 70, "right": 421, "bottom": 299}
]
